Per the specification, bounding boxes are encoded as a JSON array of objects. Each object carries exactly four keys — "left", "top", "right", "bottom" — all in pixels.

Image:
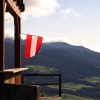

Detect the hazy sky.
[{"left": 5, "top": 0, "right": 100, "bottom": 52}]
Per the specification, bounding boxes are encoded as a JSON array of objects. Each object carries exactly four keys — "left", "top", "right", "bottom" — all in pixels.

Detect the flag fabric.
[{"left": 25, "top": 34, "right": 43, "bottom": 58}]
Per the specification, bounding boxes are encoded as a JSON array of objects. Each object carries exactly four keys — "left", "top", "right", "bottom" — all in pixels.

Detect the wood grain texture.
[{"left": 0, "top": 68, "right": 29, "bottom": 74}]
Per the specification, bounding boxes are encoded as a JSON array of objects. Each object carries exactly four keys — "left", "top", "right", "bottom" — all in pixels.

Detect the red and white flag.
[{"left": 25, "top": 34, "right": 43, "bottom": 58}]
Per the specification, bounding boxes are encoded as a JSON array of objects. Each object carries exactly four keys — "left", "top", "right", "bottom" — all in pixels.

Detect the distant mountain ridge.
[
  {"left": 42, "top": 41, "right": 91, "bottom": 51},
  {"left": 42, "top": 42, "right": 100, "bottom": 65},
  {"left": 5, "top": 37, "right": 96, "bottom": 52},
  {"left": 42, "top": 42, "right": 73, "bottom": 49}
]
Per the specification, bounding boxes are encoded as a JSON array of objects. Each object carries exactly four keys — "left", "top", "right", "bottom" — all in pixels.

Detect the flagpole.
[{"left": 21, "top": 33, "right": 42, "bottom": 37}]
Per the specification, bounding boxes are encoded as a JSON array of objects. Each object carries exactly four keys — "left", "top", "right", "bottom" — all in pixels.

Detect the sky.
[{"left": 5, "top": 0, "right": 100, "bottom": 52}]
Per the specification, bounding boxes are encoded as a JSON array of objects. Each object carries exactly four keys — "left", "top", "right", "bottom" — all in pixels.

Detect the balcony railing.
[{"left": 22, "top": 73, "right": 62, "bottom": 97}]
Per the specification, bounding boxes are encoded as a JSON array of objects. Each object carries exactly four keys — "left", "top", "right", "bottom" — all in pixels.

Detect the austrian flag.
[{"left": 25, "top": 34, "right": 43, "bottom": 58}]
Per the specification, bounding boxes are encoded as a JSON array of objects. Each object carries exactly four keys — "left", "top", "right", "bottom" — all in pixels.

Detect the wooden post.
[
  {"left": 0, "top": 0, "right": 5, "bottom": 71},
  {"left": 0, "top": 1, "right": 5, "bottom": 100},
  {"left": 14, "top": 16, "right": 21, "bottom": 68},
  {"left": 14, "top": 16, "right": 22, "bottom": 84}
]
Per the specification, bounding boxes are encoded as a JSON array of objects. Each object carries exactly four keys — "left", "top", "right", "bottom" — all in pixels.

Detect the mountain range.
[{"left": 5, "top": 38, "right": 100, "bottom": 83}]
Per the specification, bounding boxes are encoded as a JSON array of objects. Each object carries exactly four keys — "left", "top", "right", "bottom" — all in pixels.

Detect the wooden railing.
[{"left": 22, "top": 73, "right": 62, "bottom": 97}]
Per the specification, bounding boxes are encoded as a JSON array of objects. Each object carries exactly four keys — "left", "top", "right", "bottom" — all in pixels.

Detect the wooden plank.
[
  {"left": 0, "top": 68, "right": 29, "bottom": 74},
  {"left": 6, "top": 0, "right": 21, "bottom": 17},
  {"left": 4, "top": 74, "right": 15, "bottom": 84},
  {"left": 5, "top": 3, "right": 7, "bottom": 12},
  {"left": 0, "top": 68, "right": 29, "bottom": 84},
  {"left": 14, "top": 16, "right": 21, "bottom": 68},
  {"left": 40, "top": 97, "right": 62, "bottom": 100},
  {"left": 15, "top": 72, "right": 22, "bottom": 84}
]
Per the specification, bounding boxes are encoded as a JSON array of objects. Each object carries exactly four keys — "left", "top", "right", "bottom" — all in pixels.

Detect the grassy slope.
[
  {"left": 62, "top": 94, "right": 94, "bottom": 100},
  {"left": 62, "top": 83, "right": 91, "bottom": 91},
  {"left": 26, "top": 65, "right": 58, "bottom": 74},
  {"left": 25, "top": 65, "right": 100, "bottom": 99}
]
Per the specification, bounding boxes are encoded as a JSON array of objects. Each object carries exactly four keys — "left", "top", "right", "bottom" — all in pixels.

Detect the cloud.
[
  {"left": 61, "top": 8, "right": 80, "bottom": 18},
  {"left": 5, "top": 28, "right": 27, "bottom": 40},
  {"left": 5, "top": 28, "right": 14, "bottom": 39},
  {"left": 5, "top": 0, "right": 60, "bottom": 21},
  {"left": 5, "top": 13, "right": 13, "bottom": 23},
  {"left": 22, "top": 0, "right": 60, "bottom": 19},
  {"left": 43, "top": 37, "right": 75, "bottom": 44}
]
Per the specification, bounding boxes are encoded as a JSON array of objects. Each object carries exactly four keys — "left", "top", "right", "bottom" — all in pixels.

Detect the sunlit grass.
[
  {"left": 26, "top": 65, "right": 58, "bottom": 74},
  {"left": 62, "top": 83, "right": 91, "bottom": 91},
  {"left": 84, "top": 77, "right": 100, "bottom": 84},
  {"left": 62, "top": 94, "right": 94, "bottom": 100}
]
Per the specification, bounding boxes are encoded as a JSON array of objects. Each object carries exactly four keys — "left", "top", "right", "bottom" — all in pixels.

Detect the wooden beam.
[
  {"left": 4, "top": 3, "right": 7, "bottom": 12},
  {"left": 0, "top": 0, "right": 5, "bottom": 71},
  {"left": 6, "top": 0, "right": 21, "bottom": 17},
  {"left": 0, "top": 68, "right": 29, "bottom": 74},
  {"left": 14, "top": 16, "right": 22, "bottom": 84},
  {"left": 14, "top": 16, "right": 21, "bottom": 68},
  {"left": 0, "top": 1, "right": 5, "bottom": 100}
]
